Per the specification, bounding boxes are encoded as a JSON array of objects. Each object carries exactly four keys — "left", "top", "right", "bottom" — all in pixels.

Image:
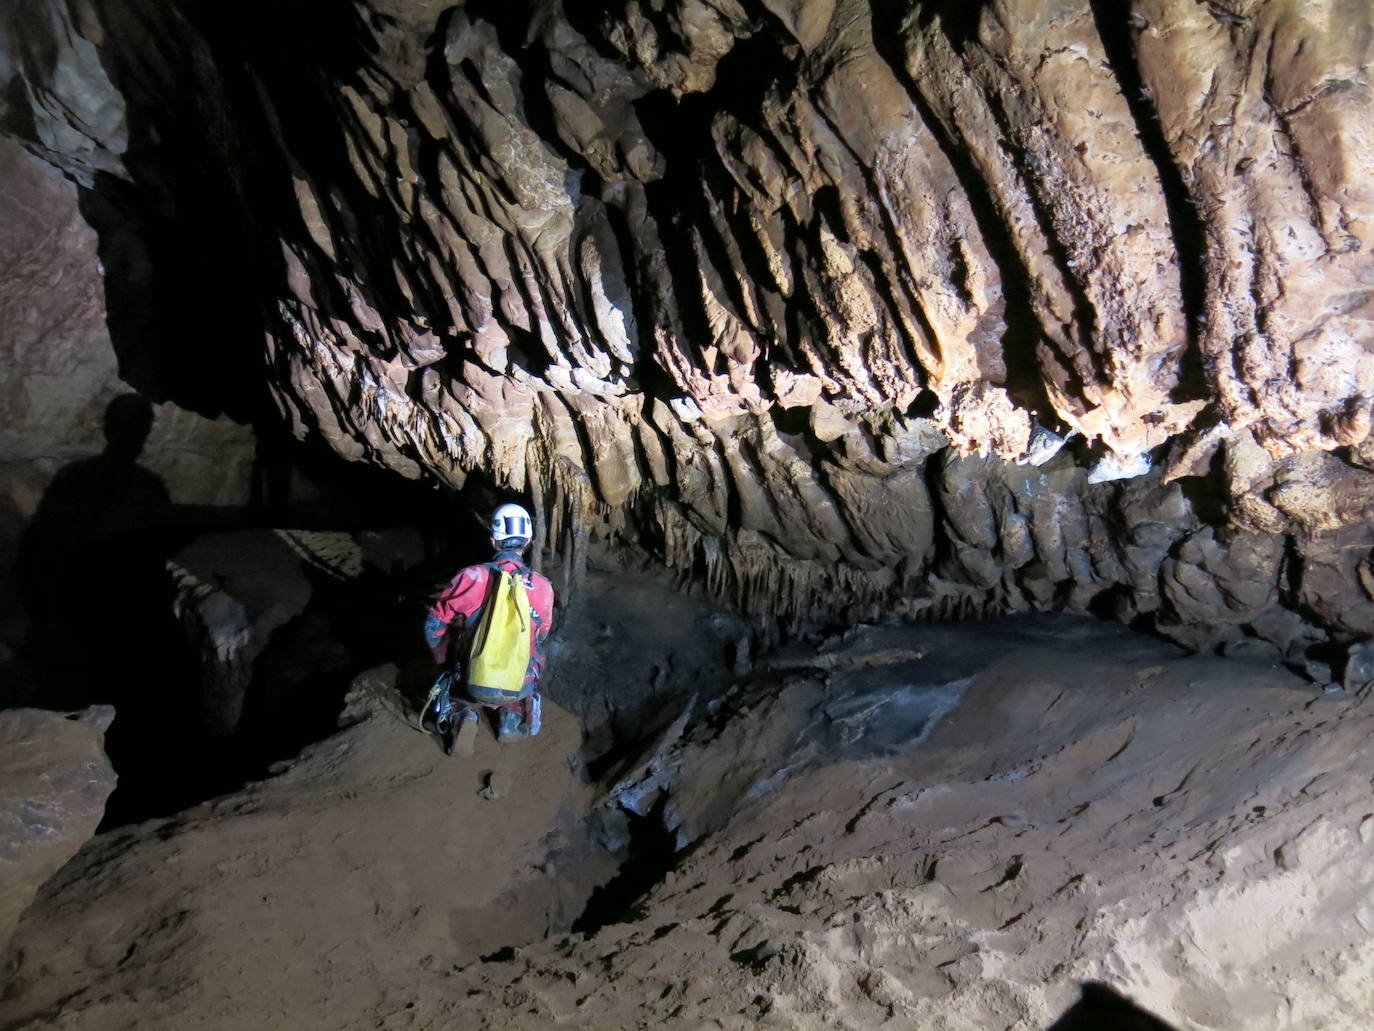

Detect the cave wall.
[
  {"left": 3, "top": 0, "right": 1373, "bottom": 657},
  {"left": 0, "top": 132, "right": 258, "bottom": 672},
  {"left": 0, "top": 133, "right": 257, "bottom": 518}
]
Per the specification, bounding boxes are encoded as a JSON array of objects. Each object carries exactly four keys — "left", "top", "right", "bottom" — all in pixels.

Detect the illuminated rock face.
[
  {"left": 4, "top": 0, "right": 1374, "bottom": 644},
  {"left": 0, "top": 706, "right": 115, "bottom": 953}
]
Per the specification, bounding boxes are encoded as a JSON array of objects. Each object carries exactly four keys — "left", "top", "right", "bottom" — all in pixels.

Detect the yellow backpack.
[{"left": 467, "top": 564, "right": 532, "bottom": 698}]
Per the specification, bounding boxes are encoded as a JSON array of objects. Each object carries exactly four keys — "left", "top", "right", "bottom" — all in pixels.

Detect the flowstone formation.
[{"left": 4, "top": 0, "right": 1374, "bottom": 651}]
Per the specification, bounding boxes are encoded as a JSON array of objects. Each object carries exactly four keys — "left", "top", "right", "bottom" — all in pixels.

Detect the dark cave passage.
[{"left": 572, "top": 795, "right": 684, "bottom": 937}]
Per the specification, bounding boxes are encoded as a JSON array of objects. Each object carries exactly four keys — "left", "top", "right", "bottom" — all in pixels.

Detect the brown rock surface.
[
  {"left": 0, "top": 135, "right": 255, "bottom": 517},
  {"left": 0, "top": 667, "right": 612, "bottom": 1029},
  {"left": 0, "top": 705, "right": 116, "bottom": 953},
  {"left": 423, "top": 619, "right": 1374, "bottom": 1030},
  {"left": 8, "top": 7, "right": 1374, "bottom": 1023},
  {"left": 3, "top": 617, "right": 1371, "bottom": 1029},
  {"left": 0, "top": 130, "right": 256, "bottom": 691}
]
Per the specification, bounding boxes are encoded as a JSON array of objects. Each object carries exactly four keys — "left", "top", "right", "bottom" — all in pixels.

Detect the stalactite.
[{"left": 525, "top": 439, "right": 547, "bottom": 578}]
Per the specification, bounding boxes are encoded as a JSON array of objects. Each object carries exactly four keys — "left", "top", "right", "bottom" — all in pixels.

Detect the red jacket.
[{"left": 425, "top": 553, "right": 556, "bottom": 689}]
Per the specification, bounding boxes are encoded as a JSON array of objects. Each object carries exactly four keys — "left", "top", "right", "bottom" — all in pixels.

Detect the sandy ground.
[
  {"left": 0, "top": 663, "right": 613, "bottom": 1030},
  {"left": 3, "top": 615, "right": 1372, "bottom": 1029}
]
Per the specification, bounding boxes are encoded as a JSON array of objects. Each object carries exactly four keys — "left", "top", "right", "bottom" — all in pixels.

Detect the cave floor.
[{"left": 3, "top": 615, "right": 1372, "bottom": 1030}]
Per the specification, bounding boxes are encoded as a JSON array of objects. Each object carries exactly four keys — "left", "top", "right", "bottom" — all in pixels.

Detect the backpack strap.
[{"left": 489, "top": 557, "right": 535, "bottom": 587}]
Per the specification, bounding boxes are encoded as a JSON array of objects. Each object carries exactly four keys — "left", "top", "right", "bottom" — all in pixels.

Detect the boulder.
[{"left": 0, "top": 705, "right": 116, "bottom": 953}]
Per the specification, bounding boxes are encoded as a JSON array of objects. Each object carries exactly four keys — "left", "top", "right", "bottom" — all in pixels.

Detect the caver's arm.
[{"left": 424, "top": 564, "right": 490, "bottom": 664}]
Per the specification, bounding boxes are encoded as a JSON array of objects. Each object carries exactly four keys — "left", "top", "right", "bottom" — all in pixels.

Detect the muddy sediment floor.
[{"left": 3, "top": 615, "right": 1372, "bottom": 1030}]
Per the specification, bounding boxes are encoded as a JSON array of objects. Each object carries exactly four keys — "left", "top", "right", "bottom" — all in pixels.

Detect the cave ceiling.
[{"left": 4, "top": 0, "right": 1374, "bottom": 647}]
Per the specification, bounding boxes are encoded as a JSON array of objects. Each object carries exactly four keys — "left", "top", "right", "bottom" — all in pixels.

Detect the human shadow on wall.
[
  {"left": 15, "top": 394, "right": 231, "bottom": 825},
  {"left": 1044, "top": 982, "right": 1180, "bottom": 1030}
]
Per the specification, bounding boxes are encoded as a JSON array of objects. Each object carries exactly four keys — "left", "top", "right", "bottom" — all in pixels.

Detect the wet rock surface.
[
  {"left": 2, "top": 0, "right": 1372, "bottom": 648},
  {"left": 0, "top": 705, "right": 115, "bottom": 954}
]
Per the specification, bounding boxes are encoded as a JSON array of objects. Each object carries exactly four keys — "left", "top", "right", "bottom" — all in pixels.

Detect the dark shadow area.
[
  {"left": 248, "top": 417, "right": 461, "bottom": 537},
  {"left": 6, "top": 393, "right": 508, "bottom": 828},
  {"left": 1172, "top": 440, "right": 1229, "bottom": 525},
  {"left": 76, "top": 166, "right": 270, "bottom": 423},
  {"left": 14, "top": 396, "right": 229, "bottom": 825},
  {"left": 32, "top": 0, "right": 418, "bottom": 431},
  {"left": 1045, "top": 982, "right": 1180, "bottom": 1030},
  {"left": 572, "top": 795, "right": 682, "bottom": 935},
  {"left": 907, "top": 0, "right": 995, "bottom": 49}
]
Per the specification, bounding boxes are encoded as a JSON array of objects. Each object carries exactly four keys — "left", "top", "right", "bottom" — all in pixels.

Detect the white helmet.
[{"left": 490, "top": 502, "right": 534, "bottom": 543}]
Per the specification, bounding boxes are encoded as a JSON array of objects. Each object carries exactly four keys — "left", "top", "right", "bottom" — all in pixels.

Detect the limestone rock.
[
  {"left": 0, "top": 705, "right": 116, "bottom": 953},
  {"left": 0, "top": 130, "right": 256, "bottom": 697},
  {"left": 3, "top": 0, "right": 1374, "bottom": 644},
  {"left": 167, "top": 530, "right": 383, "bottom": 737}
]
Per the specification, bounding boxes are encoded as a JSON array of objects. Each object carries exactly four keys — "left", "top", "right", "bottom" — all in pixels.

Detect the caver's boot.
[{"left": 496, "top": 708, "right": 527, "bottom": 742}]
